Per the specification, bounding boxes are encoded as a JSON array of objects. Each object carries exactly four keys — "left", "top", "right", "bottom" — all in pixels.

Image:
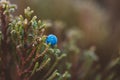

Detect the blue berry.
[{"left": 46, "top": 34, "right": 58, "bottom": 46}]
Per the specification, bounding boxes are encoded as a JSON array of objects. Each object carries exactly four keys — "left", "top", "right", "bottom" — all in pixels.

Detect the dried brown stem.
[
  {"left": 23, "top": 46, "right": 36, "bottom": 66},
  {"left": 16, "top": 45, "right": 24, "bottom": 63},
  {"left": 0, "top": 5, "right": 12, "bottom": 80},
  {"left": 20, "top": 45, "right": 49, "bottom": 78}
]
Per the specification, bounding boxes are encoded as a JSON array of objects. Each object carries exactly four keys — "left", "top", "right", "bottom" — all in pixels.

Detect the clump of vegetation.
[
  {"left": 43, "top": 19, "right": 120, "bottom": 80},
  {"left": 63, "top": 27, "right": 120, "bottom": 80},
  {"left": 0, "top": 1, "right": 70, "bottom": 80}
]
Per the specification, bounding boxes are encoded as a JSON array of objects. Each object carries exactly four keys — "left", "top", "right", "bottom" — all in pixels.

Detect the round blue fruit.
[{"left": 46, "top": 34, "right": 58, "bottom": 46}]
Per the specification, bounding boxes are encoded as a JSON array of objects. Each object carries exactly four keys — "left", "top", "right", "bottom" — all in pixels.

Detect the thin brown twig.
[
  {"left": 16, "top": 45, "right": 24, "bottom": 63},
  {"left": 21, "top": 45, "right": 49, "bottom": 77},
  {"left": 23, "top": 46, "right": 36, "bottom": 66}
]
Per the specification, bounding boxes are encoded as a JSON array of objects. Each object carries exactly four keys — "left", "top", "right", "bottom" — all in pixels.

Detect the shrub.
[{"left": 0, "top": 1, "right": 70, "bottom": 80}]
